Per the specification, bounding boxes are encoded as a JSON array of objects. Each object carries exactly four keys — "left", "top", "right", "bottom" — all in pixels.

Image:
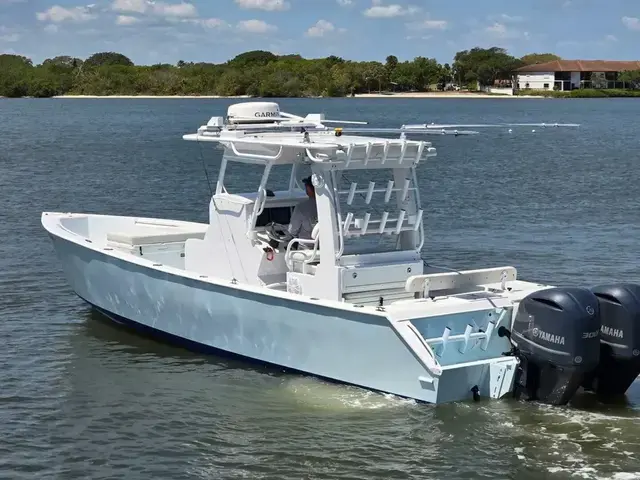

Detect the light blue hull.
[{"left": 48, "top": 232, "right": 517, "bottom": 404}]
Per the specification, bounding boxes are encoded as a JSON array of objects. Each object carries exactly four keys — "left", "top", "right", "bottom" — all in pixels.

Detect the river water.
[{"left": 1, "top": 97, "right": 640, "bottom": 479}]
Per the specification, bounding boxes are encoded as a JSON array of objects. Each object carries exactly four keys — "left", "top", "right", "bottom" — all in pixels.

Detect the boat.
[{"left": 42, "top": 101, "right": 640, "bottom": 405}]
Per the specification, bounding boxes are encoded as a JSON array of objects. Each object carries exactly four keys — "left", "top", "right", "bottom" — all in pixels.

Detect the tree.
[
  {"left": 0, "top": 54, "right": 33, "bottom": 97},
  {"left": 229, "top": 50, "right": 277, "bottom": 68},
  {"left": 619, "top": 70, "right": 640, "bottom": 89},
  {"left": 411, "top": 56, "right": 441, "bottom": 90},
  {"left": 6, "top": 47, "right": 628, "bottom": 99},
  {"left": 520, "top": 53, "right": 561, "bottom": 65},
  {"left": 0, "top": 54, "right": 32, "bottom": 68},
  {"left": 453, "top": 47, "right": 522, "bottom": 88},
  {"left": 385, "top": 55, "right": 398, "bottom": 74},
  {"left": 438, "top": 63, "right": 453, "bottom": 89},
  {"left": 325, "top": 55, "right": 345, "bottom": 66},
  {"left": 42, "top": 56, "right": 83, "bottom": 69},
  {"left": 84, "top": 52, "right": 134, "bottom": 68}
]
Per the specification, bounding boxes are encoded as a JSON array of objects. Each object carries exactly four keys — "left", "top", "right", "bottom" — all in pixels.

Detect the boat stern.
[{"left": 386, "top": 303, "right": 520, "bottom": 403}]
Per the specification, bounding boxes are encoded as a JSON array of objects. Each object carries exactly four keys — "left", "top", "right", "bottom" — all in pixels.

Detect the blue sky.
[{"left": 1, "top": 0, "right": 639, "bottom": 65}]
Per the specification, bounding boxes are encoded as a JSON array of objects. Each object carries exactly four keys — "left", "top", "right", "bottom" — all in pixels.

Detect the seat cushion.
[
  {"left": 289, "top": 248, "right": 320, "bottom": 263},
  {"left": 107, "top": 225, "right": 207, "bottom": 246}
]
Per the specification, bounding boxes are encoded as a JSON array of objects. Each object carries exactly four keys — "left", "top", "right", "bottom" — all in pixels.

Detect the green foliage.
[
  {"left": 228, "top": 50, "right": 277, "bottom": 68},
  {"left": 84, "top": 52, "right": 134, "bottom": 68},
  {"left": 453, "top": 47, "right": 523, "bottom": 87},
  {"left": 520, "top": 53, "right": 561, "bottom": 65},
  {"left": 1, "top": 48, "right": 639, "bottom": 98},
  {"left": 619, "top": 70, "right": 640, "bottom": 89}
]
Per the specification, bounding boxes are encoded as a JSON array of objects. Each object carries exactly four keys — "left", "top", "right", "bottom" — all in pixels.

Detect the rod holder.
[
  {"left": 401, "top": 178, "right": 411, "bottom": 202},
  {"left": 384, "top": 180, "right": 394, "bottom": 203},
  {"left": 379, "top": 212, "right": 389, "bottom": 233},
  {"left": 361, "top": 212, "right": 371, "bottom": 235},
  {"left": 399, "top": 141, "right": 407, "bottom": 164},
  {"left": 381, "top": 142, "right": 390, "bottom": 164},
  {"left": 364, "top": 142, "right": 372, "bottom": 165},
  {"left": 395, "top": 210, "right": 406, "bottom": 234},
  {"left": 415, "top": 141, "right": 425, "bottom": 164},
  {"left": 345, "top": 144, "right": 354, "bottom": 167},
  {"left": 459, "top": 325, "right": 473, "bottom": 354},
  {"left": 347, "top": 182, "right": 357, "bottom": 205},
  {"left": 343, "top": 212, "right": 353, "bottom": 234},
  {"left": 438, "top": 327, "right": 451, "bottom": 357},
  {"left": 413, "top": 209, "right": 424, "bottom": 231},
  {"left": 481, "top": 321, "right": 496, "bottom": 351},
  {"left": 365, "top": 181, "right": 375, "bottom": 204}
]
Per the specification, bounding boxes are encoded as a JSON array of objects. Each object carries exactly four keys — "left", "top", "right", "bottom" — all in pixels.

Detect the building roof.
[{"left": 516, "top": 60, "right": 640, "bottom": 73}]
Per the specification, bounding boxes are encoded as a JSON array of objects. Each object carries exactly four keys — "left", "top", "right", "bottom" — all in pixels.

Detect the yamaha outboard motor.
[
  {"left": 510, "top": 287, "right": 601, "bottom": 405},
  {"left": 582, "top": 283, "right": 640, "bottom": 399}
]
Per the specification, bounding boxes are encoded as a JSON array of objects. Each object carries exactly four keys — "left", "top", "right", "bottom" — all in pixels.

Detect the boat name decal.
[
  {"left": 532, "top": 327, "right": 565, "bottom": 345},
  {"left": 601, "top": 325, "right": 624, "bottom": 339}
]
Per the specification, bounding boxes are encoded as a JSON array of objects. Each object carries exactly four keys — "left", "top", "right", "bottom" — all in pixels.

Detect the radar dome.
[{"left": 227, "top": 102, "right": 281, "bottom": 124}]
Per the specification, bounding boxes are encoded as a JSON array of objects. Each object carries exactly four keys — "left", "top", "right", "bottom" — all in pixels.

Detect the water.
[{"left": 1, "top": 97, "right": 640, "bottom": 479}]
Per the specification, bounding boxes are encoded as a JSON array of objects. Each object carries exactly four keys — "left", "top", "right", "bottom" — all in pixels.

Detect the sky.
[{"left": 1, "top": 0, "right": 639, "bottom": 66}]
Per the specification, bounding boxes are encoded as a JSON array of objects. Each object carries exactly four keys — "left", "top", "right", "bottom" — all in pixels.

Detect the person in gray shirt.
[{"left": 287, "top": 176, "right": 318, "bottom": 243}]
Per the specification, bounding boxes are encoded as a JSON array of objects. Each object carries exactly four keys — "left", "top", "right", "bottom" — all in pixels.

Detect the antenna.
[
  {"left": 191, "top": 102, "right": 582, "bottom": 141},
  {"left": 403, "top": 122, "right": 581, "bottom": 129}
]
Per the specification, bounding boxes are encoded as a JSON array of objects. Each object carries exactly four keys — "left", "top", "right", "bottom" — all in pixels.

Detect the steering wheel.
[{"left": 264, "top": 222, "right": 292, "bottom": 244}]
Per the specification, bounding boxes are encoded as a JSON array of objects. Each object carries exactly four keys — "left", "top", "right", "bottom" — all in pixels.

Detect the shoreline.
[
  {"left": 354, "top": 92, "right": 534, "bottom": 99},
  {"left": 47, "top": 92, "right": 535, "bottom": 99}
]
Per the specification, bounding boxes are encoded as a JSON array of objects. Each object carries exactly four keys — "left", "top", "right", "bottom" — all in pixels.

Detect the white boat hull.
[{"left": 43, "top": 212, "right": 518, "bottom": 404}]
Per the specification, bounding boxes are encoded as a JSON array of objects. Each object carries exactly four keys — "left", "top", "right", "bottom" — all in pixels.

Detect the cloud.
[
  {"left": 605, "top": 34, "right": 618, "bottom": 42},
  {"left": 405, "top": 34, "right": 432, "bottom": 41},
  {"left": 485, "top": 22, "right": 506, "bottom": 36},
  {"left": 193, "top": 18, "right": 228, "bottom": 28},
  {"left": 111, "top": 0, "right": 197, "bottom": 18},
  {"left": 484, "top": 22, "right": 528, "bottom": 39},
  {"left": 306, "top": 19, "right": 335, "bottom": 37},
  {"left": 236, "top": 19, "right": 277, "bottom": 33},
  {"left": 407, "top": 19, "right": 447, "bottom": 30},
  {"left": 0, "top": 26, "right": 19, "bottom": 43},
  {"left": 364, "top": 1, "right": 419, "bottom": 18},
  {"left": 111, "top": 0, "right": 147, "bottom": 13},
  {"left": 495, "top": 14, "right": 524, "bottom": 23},
  {"left": 622, "top": 16, "right": 640, "bottom": 31},
  {"left": 336, "top": 0, "right": 353, "bottom": 5},
  {"left": 36, "top": 5, "right": 97, "bottom": 23},
  {"left": 0, "top": 33, "right": 20, "bottom": 42},
  {"left": 153, "top": 2, "right": 196, "bottom": 17},
  {"left": 116, "top": 15, "right": 139, "bottom": 25},
  {"left": 234, "top": 0, "right": 289, "bottom": 11}
]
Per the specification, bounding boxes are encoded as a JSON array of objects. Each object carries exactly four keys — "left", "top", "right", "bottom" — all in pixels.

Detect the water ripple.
[{"left": 2, "top": 98, "right": 640, "bottom": 479}]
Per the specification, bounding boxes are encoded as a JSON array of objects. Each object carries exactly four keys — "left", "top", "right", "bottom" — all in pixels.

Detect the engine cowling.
[
  {"left": 511, "top": 287, "right": 601, "bottom": 405},
  {"left": 582, "top": 283, "right": 640, "bottom": 399}
]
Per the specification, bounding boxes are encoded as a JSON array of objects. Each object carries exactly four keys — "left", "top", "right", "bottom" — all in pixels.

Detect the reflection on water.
[{"left": 81, "top": 307, "right": 640, "bottom": 480}]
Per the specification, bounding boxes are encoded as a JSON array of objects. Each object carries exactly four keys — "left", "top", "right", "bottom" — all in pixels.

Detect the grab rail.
[
  {"left": 305, "top": 148, "right": 332, "bottom": 163},
  {"left": 230, "top": 142, "right": 284, "bottom": 161},
  {"left": 285, "top": 237, "right": 320, "bottom": 273}
]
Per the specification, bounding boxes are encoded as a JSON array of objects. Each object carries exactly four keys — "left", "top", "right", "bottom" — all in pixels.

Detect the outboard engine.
[
  {"left": 582, "top": 283, "right": 640, "bottom": 399},
  {"left": 510, "top": 287, "right": 601, "bottom": 405}
]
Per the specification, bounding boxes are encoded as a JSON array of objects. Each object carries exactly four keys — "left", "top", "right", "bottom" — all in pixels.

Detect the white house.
[{"left": 515, "top": 60, "right": 640, "bottom": 91}]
